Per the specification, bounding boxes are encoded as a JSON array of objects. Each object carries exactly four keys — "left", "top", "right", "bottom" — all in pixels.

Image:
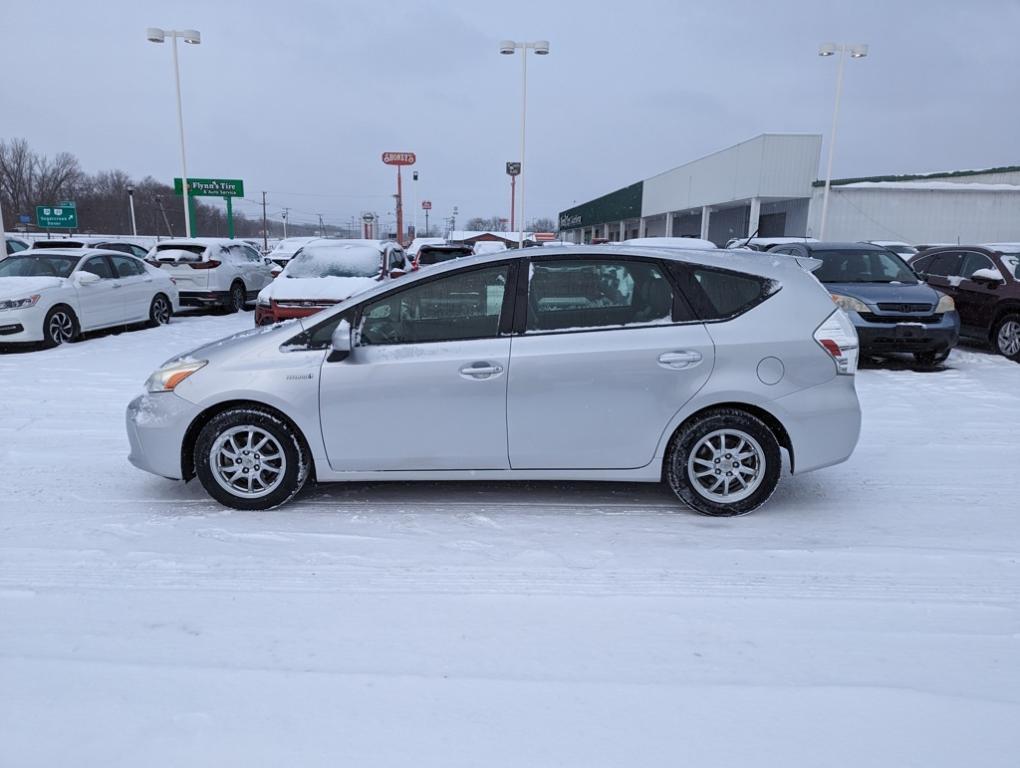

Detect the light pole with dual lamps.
[
  {"left": 817, "top": 42, "right": 868, "bottom": 240},
  {"left": 146, "top": 27, "right": 201, "bottom": 238},
  {"left": 499, "top": 39, "right": 549, "bottom": 248}
]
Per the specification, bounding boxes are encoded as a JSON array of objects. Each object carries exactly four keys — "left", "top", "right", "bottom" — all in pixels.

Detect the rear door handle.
[
  {"left": 658, "top": 350, "right": 702, "bottom": 369},
  {"left": 459, "top": 362, "right": 504, "bottom": 379}
]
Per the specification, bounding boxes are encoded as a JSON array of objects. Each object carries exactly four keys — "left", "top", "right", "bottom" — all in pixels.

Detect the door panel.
[
  {"left": 507, "top": 324, "right": 715, "bottom": 469},
  {"left": 320, "top": 338, "right": 511, "bottom": 470},
  {"left": 955, "top": 252, "right": 1002, "bottom": 333},
  {"left": 74, "top": 256, "right": 122, "bottom": 329},
  {"left": 319, "top": 261, "right": 515, "bottom": 471},
  {"left": 109, "top": 255, "right": 151, "bottom": 321}
]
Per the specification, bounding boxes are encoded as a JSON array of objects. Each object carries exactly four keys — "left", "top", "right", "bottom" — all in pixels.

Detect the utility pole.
[
  {"left": 282, "top": 208, "right": 289, "bottom": 239},
  {"left": 155, "top": 195, "right": 174, "bottom": 237},
  {"left": 261, "top": 191, "right": 268, "bottom": 252},
  {"left": 317, "top": 213, "right": 325, "bottom": 237}
]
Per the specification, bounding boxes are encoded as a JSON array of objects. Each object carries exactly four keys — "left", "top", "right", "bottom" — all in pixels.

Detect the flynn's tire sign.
[{"left": 382, "top": 152, "right": 416, "bottom": 166}]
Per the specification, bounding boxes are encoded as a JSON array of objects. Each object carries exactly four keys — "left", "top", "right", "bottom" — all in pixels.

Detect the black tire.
[
  {"left": 913, "top": 349, "right": 950, "bottom": 370},
  {"left": 665, "top": 408, "right": 782, "bottom": 517},
  {"left": 194, "top": 407, "right": 309, "bottom": 510},
  {"left": 147, "top": 294, "right": 172, "bottom": 327},
  {"left": 224, "top": 282, "right": 246, "bottom": 314},
  {"left": 992, "top": 313, "right": 1020, "bottom": 362},
  {"left": 42, "top": 305, "right": 79, "bottom": 348}
]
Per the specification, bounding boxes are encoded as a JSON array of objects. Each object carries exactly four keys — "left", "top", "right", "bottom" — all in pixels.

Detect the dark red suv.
[{"left": 909, "top": 245, "right": 1020, "bottom": 361}]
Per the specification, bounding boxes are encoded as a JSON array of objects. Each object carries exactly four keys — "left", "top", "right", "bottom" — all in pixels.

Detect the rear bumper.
[
  {"left": 126, "top": 392, "right": 200, "bottom": 480},
  {"left": 852, "top": 310, "right": 959, "bottom": 355},
  {"left": 179, "top": 290, "right": 228, "bottom": 307},
  {"left": 772, "top": 374, "right": 861, "bottom": 475}
]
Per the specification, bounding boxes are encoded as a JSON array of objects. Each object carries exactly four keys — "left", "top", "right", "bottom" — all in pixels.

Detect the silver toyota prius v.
[{"left": 126, "top": 246, "right": 862, "bottom": 516}]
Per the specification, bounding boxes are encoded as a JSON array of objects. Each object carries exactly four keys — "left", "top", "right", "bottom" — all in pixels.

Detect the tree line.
[{"left": 0, "top": 138, "right": 321, "bottom": 239}]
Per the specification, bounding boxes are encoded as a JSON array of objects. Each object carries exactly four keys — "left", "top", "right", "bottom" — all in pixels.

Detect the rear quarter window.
[{"left": 668, "top": 264, "right": 778, "bottom": 321}]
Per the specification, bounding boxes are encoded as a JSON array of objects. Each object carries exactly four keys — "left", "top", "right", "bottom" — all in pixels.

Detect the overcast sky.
[{"left": 4, "top": 0, "right": 1016, "bottom": 231}]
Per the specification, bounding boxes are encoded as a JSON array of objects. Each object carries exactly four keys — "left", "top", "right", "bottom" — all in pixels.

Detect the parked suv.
[
  {"left": 148, "top": 238, "right": 274, "bottom": 312},
  {"left": 127, "top": 246, "right": 861, "bottom": 515},
  {"left": 909, "top": 245, "right": 1020, "bottom": 361},
  {"left": 770, "top": 241, "right": 958, "bottom": 367}
]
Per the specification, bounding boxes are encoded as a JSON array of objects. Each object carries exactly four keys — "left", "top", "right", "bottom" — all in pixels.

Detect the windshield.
[
  {"left": 812, "top": 249, "right": 918, "bottom": 283},
  {"left": 999, "top": 253, "right": 1020, "bottom": 279},
  {"left": 284, "top": 247, "right": 380, "bottom": 278},
  {"left": 0, "top": 253, "right": 80, "bottom": 278},
  {"left": 418, "top": 247, "right": 471, "bottom": 265}
]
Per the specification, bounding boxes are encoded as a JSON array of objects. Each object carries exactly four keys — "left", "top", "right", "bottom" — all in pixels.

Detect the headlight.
[
  {"left": 145, "top": 359, "right": 207, "bottom": 393},
  {"left": 0, "top": 294, "right": 40, "bottom": 312},
  {"left": 829, "top": 293, "right": 869, "bottom": 313},
  {"left": 935, "top": 294, "right": 955, "bottom": 313}
]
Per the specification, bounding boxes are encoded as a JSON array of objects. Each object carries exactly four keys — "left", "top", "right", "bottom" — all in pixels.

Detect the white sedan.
[{"left": 0, "top": 248, "right": 180, "bottom": 347}]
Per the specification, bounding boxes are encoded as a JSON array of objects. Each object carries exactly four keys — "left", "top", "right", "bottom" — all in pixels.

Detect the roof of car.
[
  {"left": 152, "top": 238, "right": 252, "bottom": 248},
  {"left": 19, "top": 247, "right": 125, "bottom": 257},
  {"left": 796, "top": 241, "right": 889, "bottom": 252}
]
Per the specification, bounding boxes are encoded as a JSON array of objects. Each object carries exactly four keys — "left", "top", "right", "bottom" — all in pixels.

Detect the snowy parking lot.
[{"left": 1, "top": 311, "right": 1018, "bottom": 766}]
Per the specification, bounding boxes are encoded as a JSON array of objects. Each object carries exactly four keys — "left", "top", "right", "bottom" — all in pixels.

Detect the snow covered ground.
[{"left": 1, "top": 311, "right": 1018, "bottom": 767}]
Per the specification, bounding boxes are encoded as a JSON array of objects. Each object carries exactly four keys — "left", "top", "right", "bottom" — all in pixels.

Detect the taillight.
[
  {"left": 187, "top": 259, "right": 221, "bottom": 270},
  {"left": 814, "top": 309, "right": 859, "bottom": 375}
]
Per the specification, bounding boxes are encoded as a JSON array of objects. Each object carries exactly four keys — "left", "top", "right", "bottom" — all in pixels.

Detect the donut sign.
[{"left": 382, "top": 152, "right": 416, "bottom": 166}]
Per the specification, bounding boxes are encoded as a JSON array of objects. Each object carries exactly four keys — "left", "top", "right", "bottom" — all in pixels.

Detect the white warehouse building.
[{"left": 558, "top": 133, "right": 1020, "bottom": 246}]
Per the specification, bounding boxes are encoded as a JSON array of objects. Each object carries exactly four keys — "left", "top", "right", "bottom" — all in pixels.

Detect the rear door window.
[
  {"left": 526, "top": 259, "right": 682, "bottom": 333},
  {"left": 668, "top": 264, "right": 777, "bottom": 321},
  {"left": 925, "top": 252, "right": 963, "bottom": 277},
  {"left": 81, "top": 256, "right": 115, "bottom": 279},
  {"left": 110, "top": 255, "right": 146, "bottom": 277}
]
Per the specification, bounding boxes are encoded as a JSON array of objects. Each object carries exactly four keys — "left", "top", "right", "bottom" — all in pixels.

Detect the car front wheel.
[
  {"left": 994, "top": 313, "right": 1020, "bottom": 361},
  {"left": 43, "top": 305, "right": 79, "bottom": 347},
  {"left": 666, "top": 408, "right": 782, "bottom": 516},
  {"left": 194, "top": 408, "right": 309, "bottom": 510}
]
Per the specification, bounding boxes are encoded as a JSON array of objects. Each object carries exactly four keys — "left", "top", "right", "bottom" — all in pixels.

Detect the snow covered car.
[
  {"left": 4, "top": 235, "right": 30, "bottom": 256},
  {"left": 149, "top": 238, "right": 274, "bottom": 312},
  {"left": 254, "top": 240, "right": 408, "bottom": 325},
  {"left": 265, "top": 237, "right": 319, "bottom": 274},
  {"left": 0, "top": 248, "right": 178, "bottom": 347},
  {"left": 127, "top": 245, "right": 861, "bottom": 515},
  {"left": 414, "top": 243, "right": 473, "bottom": 270}
]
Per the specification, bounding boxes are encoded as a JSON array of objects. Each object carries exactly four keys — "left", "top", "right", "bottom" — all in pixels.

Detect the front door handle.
[
  {"left": 459, "top": 362, "right": 504, "bottom": 379},
  {"left": 658, "top": 350, "right": 702, "bottom": 369}
]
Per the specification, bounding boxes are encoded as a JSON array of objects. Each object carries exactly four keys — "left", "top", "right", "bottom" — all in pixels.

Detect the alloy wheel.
[
  {"left": 997, "top": 319, "right": 1020, "bottom": 357},
  {"left": 209, "top": 425, "right": 288, "bottom": 499},
  {"left": 686, "top": 429, "right": 766, "bottom": 503},
  {"left": 152, "top": 296, "right": 171, "bottom": 324},
  {"left": 47, "top": 311, "right": 75, "bottom": 345}
]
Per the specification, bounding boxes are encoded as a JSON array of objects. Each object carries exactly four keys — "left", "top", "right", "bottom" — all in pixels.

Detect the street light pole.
[
  {"left": 818, "top": 42, "right": 867, "bottom": 240},
  {"left": 500, "top": 39, "right": 549, "bottom": 249},
  {"left": 147, "top": 27, "right": 201, "bottom": 238},
  {"left": 127, "top": 185, "right": 138, "bottom": 236}
]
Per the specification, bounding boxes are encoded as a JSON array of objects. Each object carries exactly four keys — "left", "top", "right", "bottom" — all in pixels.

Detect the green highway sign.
[
  {"left": 173, "top": 177, "right": 245, "bottom": 197},
  {"left": 36, "top": 203, "right": 78, "bottom": 229}
]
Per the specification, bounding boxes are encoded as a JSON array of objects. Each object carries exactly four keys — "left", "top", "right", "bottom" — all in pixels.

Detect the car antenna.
[{"left": 740, "top": 227, "right": 759, "bottom": 249}]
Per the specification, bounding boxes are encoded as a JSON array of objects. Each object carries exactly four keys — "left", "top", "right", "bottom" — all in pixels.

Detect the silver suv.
[{"left": 126, "top": 246, "right": 861, "bottom": 515}]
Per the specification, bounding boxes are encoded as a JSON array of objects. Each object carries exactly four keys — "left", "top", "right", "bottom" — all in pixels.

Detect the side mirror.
[
  {"left": 75, "top": 271, "right": 101, "bottom": 285},
  {"left": 970, "top": 267, "right": 1004, "bottom": 284},
  {"left": 328, "top": 319, "right": 352, "bottom": 362},
  {"left": 264, "top": 257, "right": 274, "bottom": 266}
]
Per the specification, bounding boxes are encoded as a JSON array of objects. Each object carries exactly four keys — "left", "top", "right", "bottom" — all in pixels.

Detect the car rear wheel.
[
  {"left": 42, "top": 305, "right": 79, "bottom": 348},
  {"left": 148, "top": 294, "right": 172, "bottom": 327},
  {"left": 666, "top": 408, "right": 781, "bottom": 516},
  {"left": 194, "top": 408, "right": 309, "bottom": 510},
  {"left": 225, "top": 282, "right": 246, "bottom": 314},
  {"left": 993, "top": 314, "right": 1020, "bottom": 361}
]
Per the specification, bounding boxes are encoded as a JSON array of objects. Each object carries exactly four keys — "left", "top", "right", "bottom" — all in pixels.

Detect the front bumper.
[
  {"left": 0, "top": 304, "right": 47, "bottom": 343},
  {"left": 851, "top": 310, "right": 959, "bottom": 355},
  {"left": 126, "top": 392, "right": 201, "bottom": 480}
]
